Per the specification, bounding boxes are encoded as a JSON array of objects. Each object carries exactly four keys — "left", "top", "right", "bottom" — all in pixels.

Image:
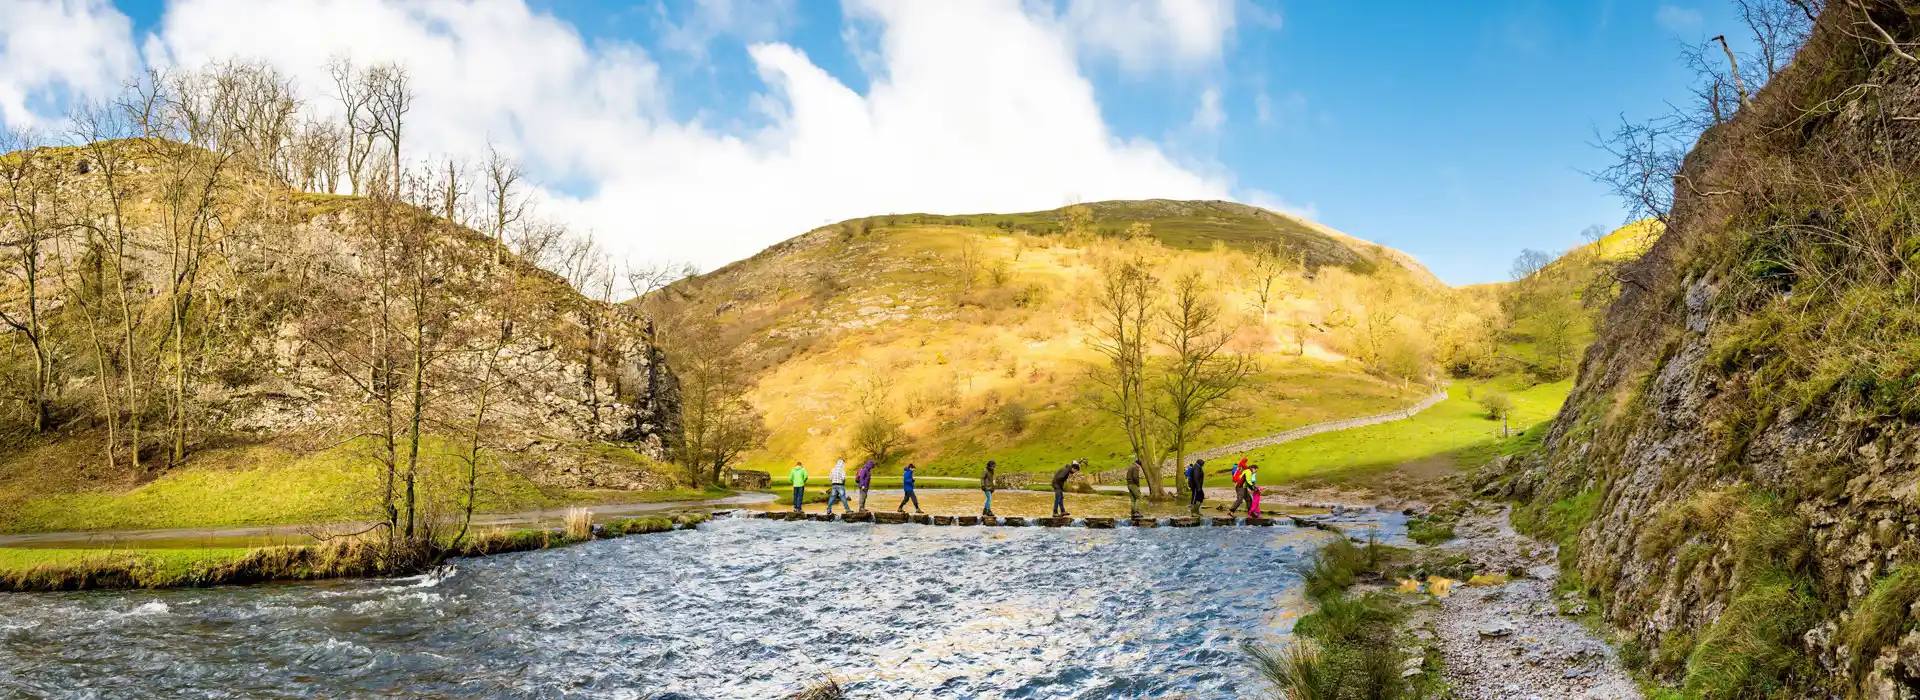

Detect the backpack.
[{"left": 1231, "top": 459, "right": 1247, "bottom": 485}]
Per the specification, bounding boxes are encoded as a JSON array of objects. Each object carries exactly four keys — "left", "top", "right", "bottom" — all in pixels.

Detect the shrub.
[
  {"left": 1479, "top": 390, "right": 1515, "bottom": 421},
  {"left": 1406, "top": 518, "right": 1455, "bottom": 545},
  {"left": 994, "top": 401, "right": 1029, "bottom": 436},
  {"left": 563, "top": 508, "right": 594, "bottom": 542}
]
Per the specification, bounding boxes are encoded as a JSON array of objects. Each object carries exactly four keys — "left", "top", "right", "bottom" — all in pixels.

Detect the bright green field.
[
  {"left": 1223, "top": 379, "right": 1571, "bottom": 486},
  {"left": 0, "top": 547, "right": 254, "bottom": 578},
  {"left": 0, "top": 436, "right": 718, "bottom": 534}
]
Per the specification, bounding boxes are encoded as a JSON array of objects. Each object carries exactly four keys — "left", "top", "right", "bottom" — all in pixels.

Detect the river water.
[{"left": 0, "top": 513, "right": 1403, "bottom": 699}]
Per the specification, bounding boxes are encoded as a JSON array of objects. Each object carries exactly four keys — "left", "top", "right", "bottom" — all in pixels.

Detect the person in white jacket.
[{"left": 825, "top": 460, "right": 852, "bottom": 515}]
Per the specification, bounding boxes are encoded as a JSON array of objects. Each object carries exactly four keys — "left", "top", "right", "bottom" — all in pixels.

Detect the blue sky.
[{"left": 9, "top": 0, "right": 1751, "bottom": 285}]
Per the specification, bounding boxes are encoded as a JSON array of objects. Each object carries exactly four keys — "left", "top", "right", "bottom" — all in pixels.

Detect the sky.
[{"left": 0, "top": 0, "right": 1758, "bottom": 285}]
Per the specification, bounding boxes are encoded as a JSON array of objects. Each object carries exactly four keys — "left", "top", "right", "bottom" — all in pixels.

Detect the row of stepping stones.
[{"left": 734, "top": 511, "right": 1342, "bottom": 530}]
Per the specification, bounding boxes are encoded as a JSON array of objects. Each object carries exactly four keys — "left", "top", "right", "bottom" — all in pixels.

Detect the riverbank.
[{"left": 0, "top": 512, "right": 714, "bottom": 593}]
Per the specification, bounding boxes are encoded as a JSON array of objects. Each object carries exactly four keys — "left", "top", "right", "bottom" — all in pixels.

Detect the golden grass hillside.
[{"left": 653, "top": 201, "right": 1506, "bottom": 478}]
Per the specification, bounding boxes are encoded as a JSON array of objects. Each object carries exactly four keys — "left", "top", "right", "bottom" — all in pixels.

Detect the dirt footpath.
[{"left": 1418, "top": 506, "right": 1642, "bottom": 699}]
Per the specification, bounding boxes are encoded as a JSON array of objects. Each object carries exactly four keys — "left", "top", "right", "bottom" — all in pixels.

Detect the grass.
[
  {"left": 1230, "top": 379, "right": 1571, "bottom": 488},
  {"left": 1841, "top": 566, "right": 1920, "bottom": 680},
  {"left": 1246, "top": 537, "right": 1427, "bottom": 700},
  {"left": 0, "top": 511, "right": 715, "bottom": 592},
  {"left": 0, "top": 436, "right": 705, "bottom": 534}
]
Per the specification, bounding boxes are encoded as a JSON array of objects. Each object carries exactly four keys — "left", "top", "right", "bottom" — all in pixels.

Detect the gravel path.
[{"left": 1422, "top": 506, "right": 1642, "bottom": 699}]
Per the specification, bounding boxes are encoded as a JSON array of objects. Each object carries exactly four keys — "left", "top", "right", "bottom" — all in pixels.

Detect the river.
[{"left": 0, "top": 512, "right": 1404, "bottom": 699}]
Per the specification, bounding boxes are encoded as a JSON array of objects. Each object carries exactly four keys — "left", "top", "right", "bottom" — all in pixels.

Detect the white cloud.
[
  {"left": 6, "top": 0, "right": 1325, "bottom": 277},
  {"left": 1191, "top": 86, "right": 1223, "bottom": 132},
  {"left": 1064, "top": 0, "right": 1236, "bottom": 72},
  {"left": 0, "top": 0, "right": 137, "bottom": 128},
  {"left": 1244, "top": 188, "right": 1315, "bottom": 220},
  {"left": 658, "top": 0, "right": 797, "bottom": 56},
  {"left": 1654, "top": 4, "right": 1703, "bottom": 34}
]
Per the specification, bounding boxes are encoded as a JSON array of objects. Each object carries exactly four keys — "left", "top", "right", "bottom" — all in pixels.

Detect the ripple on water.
[{"left": 0, "top": 516, "right": 1403, "bottom": 699}]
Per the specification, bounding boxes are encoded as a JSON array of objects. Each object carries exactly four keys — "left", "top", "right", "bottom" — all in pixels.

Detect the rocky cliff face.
[
  {"left": 1483, "top": 4, "right": 1920, "bottom": 697},
  {"left": 0, "top": 142, "right": 679, "bottom": 490}
]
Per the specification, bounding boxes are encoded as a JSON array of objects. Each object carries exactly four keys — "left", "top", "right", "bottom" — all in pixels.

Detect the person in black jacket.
[
  {"left": 1051, "top": 460, "right": 1081, "bottom": 517},
  {"left": 1185, "top": 459, "right": 1206, "bottom": 516},
  {"left": 1125, "top": 458, "right": 1144, "bottom": 519}
]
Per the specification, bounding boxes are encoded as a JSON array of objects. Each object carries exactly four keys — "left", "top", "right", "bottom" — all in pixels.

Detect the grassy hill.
[
  {"left": 0, "top": 140, "right": 687, "bottom": 533},
  {"left": 653, "top": 200, "right": 1494, "bottom": 479}
]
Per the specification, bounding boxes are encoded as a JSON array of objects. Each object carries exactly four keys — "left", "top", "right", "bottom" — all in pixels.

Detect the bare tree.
[
  {"left": 1510, "top": 249, "right": 1554, "bottom": 281},
  {"left": 954, "top": 231, "right": 985, "bottom": 293},
  {"left": 1246, "top": 241, "right": 1301, "bottom": 315},
  {"left": 484, "top": 143, "right": 528, "bottom": 265},
  {"left": 367, "top": 64, "right": 412, "bottom": 198},
  {"left": 69, "top": 100, "right": 147, "bottom": 473},
  {"left": 142, "top": 67, "right": 239, "bottom": 466},
  {"left": 1152, "top": 271, "right": 1254, "bottom": 489},
  {"left": 1085, "top": 254, "right": 1164, "bottom": 496},
  {"left": 0, "top": 128, "right": 57, "bottom": 432},
  {"left": 328, "top": 56, "right": 378, "bottom": 196}
]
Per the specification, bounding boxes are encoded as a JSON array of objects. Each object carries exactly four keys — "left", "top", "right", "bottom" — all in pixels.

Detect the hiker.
[
  {"left": 788, "top": 461, "right": 808, "bottom": 513},
  {"left": 1247, "top": 463, "right": 1263, "bottom": 517},
  {"left": 1125, "top": 458, "right": 1144, "bottom": 519},
  {"left": 1051, "top": 460, "right": 1081, "bottom": 517},
  {"left": 897, "top": 463, "right": 923, "bottom": 513},
  {"left": 825, "top": 460, "right": 850, "bottom": 515},
  {"left": 981, "top": 461, "right": 998, "bottom": 517},
  {"left": 1185, "top": 459, "right": 1206, "bottom": 516},
  {"left": 855, "top": 460, "right": 875, "bottom": 512},
  {"left": 1227, "top": 458, "right": 1251, "bottom": 515}
]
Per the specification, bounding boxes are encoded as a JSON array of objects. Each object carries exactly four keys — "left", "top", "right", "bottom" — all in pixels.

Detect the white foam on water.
[{"left": 123, "top": 601, "right": 169, "bottom": 617}]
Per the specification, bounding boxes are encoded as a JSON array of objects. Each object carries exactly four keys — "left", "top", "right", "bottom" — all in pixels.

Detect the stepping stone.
[
  {"left": 874, "top": 512, "right": 909, "bottom": 524},
  {"left": 1128, "top": 519, "right": 1159, "bottom": 528},
  {"left": 1245, "top": 517, "right": 1275, "bottom": 526},
  {"left": 1083, "top": 517, "right": 1116, "bottom": 529},
  {"left": 1168, "top": 518, "right": 1201, "bottom": 527},
  {"left": 1035, "top": 517, "right": 1072, "bottom": 527},
  {"left": 955, "top": 516, "right": 980, "bottom": 526},
  {"left": 1209, "top": 518, "right": 1236, "bottom": 526},
  {"left": 997, "top": 518, "right": 1027, "bottom": 527},
  {"left": 908, "top": 514, "right": 934, "bottom": 525},
  {"left": 805, "top": 513, "right": 831, "bottom": 522},
  {"left": 932, "top": 515, "right": 955, "bottom": 526},
  {"left": 842, "top": 512, "right": 874, "bottom": 523}
]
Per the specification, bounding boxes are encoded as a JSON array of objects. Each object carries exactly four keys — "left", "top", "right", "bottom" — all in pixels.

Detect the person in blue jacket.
[{"left": 896, "top": 463, "right": 923, "bottom": 514}]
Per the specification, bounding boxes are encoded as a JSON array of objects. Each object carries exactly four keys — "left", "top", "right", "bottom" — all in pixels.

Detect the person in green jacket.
[{"left": 788, "top": 461, "right": 808, "bottom": 513}]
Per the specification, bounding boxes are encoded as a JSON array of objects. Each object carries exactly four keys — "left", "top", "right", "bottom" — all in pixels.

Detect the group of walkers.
[{"left": 784, "top": 455, "right": 1267, "bottom": 519}]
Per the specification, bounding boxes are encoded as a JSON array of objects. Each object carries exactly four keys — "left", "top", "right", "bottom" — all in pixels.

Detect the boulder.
[{"left": 728, "top": 470, "right": 771, "bottom": 489}]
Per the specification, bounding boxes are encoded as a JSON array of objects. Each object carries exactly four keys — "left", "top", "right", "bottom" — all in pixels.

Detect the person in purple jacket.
[{"left": 855, "top": 460, "right": 876, "bottom": 512}]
